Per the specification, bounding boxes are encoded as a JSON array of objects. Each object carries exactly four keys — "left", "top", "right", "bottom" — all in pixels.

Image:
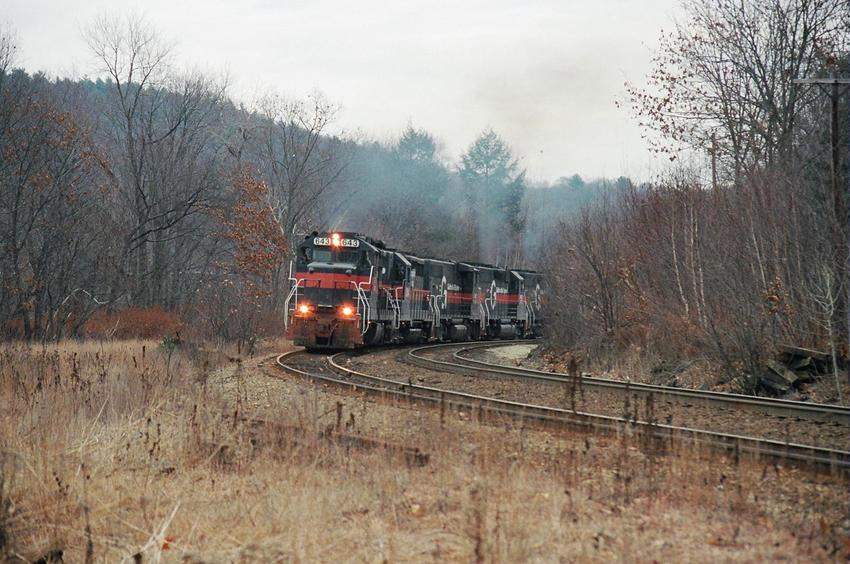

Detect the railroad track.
[
  {"left": 275, "top": 348, "right": 850, "bottom": 473},
  {"left": 405, "top": 341, "right": 850, "bottom": 425}
]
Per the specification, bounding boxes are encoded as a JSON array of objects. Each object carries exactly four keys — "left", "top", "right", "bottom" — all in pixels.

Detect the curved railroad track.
[
  {"left": 274, "top": 347, "right": 850, "bottom": 473},
  {"left": 405, "top": 341, "right": 850, "bottom": 424}
]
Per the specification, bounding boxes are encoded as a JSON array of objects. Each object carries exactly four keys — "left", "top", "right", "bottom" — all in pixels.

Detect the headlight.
[{"left": 341, "top": 306, "right": 353, "bottom": 317}]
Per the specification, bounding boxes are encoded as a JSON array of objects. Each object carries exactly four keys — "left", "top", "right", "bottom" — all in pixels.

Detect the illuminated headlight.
[
  {"left": 298, "top": 304, "right": 310, "bottom": 314},
  {"left": 341, "top": 306, "right": 353, "bottom": 317}
]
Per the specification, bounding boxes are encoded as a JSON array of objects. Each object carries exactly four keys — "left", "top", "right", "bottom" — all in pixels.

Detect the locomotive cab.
[{"left": 286, "top": 232, "right": 374, "bottom": 349}]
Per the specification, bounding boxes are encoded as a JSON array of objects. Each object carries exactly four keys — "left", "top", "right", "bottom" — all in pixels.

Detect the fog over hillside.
[{"left": 6, "top": 0, "right": 678, "bottom": 181}]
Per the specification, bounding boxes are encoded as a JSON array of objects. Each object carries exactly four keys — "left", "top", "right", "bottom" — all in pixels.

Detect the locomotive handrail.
[
  {"left": 478, "top": 294, "right": 489, "bottom": 330},
  {"left": 283, "top": 261, "right": 305, "bottom": 329},
  {"left": 385, "top": 286, "right": 402, "bottom": 329},
  {"left": 283, "top": 278, "right": 304, "bottom": 328},
  {"left": 351, "top": 282, "right": 370, "bottom": 333},
  {"left": 350, "top": 266, "right": 374, "bottom": 334},
  {"left": 428, "top": 294, "right": 441, "bottom": 331}
]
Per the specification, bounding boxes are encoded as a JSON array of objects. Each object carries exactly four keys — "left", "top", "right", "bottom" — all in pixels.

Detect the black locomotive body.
[{"left": 285, "top": 231, "right": 543, "bottom": 350}]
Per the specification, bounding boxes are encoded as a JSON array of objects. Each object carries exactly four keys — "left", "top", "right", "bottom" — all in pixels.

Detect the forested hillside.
[{"left": 0, "top": 19, "right": 605, "bottom": 344}]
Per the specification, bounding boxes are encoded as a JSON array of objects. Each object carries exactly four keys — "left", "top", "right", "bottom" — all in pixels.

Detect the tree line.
[
  {"left": 0, "top": 15, "right": 575, "bottom": 344},
  {"left": 547, "top": 0, "right": 849, "bottom": 392}
]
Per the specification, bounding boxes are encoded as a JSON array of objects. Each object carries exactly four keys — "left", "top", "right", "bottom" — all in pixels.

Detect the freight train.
[{"left": 284, "top": 231, "right": 543, "bottom": 350}]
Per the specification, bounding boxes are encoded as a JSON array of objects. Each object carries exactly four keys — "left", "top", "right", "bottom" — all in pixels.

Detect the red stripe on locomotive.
[{"left": 296, "top": 272, "right": 372, "bottom": 289}]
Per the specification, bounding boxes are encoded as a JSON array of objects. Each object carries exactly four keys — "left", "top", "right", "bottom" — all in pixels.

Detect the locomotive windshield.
[
  {"left": 311, "top": 248, "right": 332, "bottom": 263},
  {"left": 300, "top": 246, "right": 362, "bottom": 267}
]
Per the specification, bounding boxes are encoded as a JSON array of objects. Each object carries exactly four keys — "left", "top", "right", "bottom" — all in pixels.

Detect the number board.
[{"left": 314, "top": 236, "right": 360, "bottom": 248}]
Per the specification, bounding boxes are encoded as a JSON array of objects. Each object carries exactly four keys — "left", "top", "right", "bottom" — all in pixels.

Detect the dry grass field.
[{"left": 1, "top": 340, "right": 848, "bottom": 562}]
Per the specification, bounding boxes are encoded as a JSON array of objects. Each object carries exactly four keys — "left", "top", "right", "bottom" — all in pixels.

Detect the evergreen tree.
[{"left": 458, "top": 129, "right": 526, "bottom": 263}]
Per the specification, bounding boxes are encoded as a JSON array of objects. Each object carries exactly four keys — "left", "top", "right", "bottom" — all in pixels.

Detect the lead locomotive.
[{"left": 284, "top": 231, "right": 543, "bottom": 350}]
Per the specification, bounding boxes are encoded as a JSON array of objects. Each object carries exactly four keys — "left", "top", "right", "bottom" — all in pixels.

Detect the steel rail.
[
  {"left": 404, "top": 341, "right": 850, "bottom": 424},
  {"left": 274, "top": 349, "right": 850, "bottom": 473}
]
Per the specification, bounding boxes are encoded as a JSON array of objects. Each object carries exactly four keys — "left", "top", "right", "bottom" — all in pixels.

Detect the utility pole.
[{"left": 793, "top": 75, "right": 850, "bottom": 353}]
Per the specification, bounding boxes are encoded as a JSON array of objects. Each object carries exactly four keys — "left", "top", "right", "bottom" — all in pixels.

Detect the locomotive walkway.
[{"left": 274, "top": 345, "right": 850, "bottom": 474}]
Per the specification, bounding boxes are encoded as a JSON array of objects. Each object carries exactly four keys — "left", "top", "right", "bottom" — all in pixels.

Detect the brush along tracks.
[
  {"left": 275, "top": 348, "right": 850, "bottom": 474},
  {"left": 402, "top": 341, "right": 850, "bottom": 452},
  {"left": 407, "top": 341, "right": 850, "bottom": 424}
]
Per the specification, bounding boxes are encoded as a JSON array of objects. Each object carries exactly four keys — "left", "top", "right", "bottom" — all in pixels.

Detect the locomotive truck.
[{"left": 284, "top": 231, "right": 542, "bottom": 350}]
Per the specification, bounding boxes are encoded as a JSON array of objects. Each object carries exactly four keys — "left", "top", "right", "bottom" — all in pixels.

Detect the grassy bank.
[{"left": 1, "top": 340, "right": 847, "bottom": 561}]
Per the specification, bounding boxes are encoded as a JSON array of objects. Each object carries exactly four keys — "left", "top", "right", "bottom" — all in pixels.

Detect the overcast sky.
[{"left": 6, "top": 0, "right": 681, "bottom": 182}]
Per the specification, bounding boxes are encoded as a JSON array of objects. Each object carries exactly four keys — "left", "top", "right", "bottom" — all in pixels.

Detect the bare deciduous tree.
[
  {"left": 251, "top": 91, "right": 349, "bottom": 248},
  {"left": 0, "top": 26, "right": 105, "bottom": 338},
  {"left": 627, "top": 0, "right": 848, "bottom": 179},
  {"left": 85, "top": 14, "right": 228, "bottom": 307}
]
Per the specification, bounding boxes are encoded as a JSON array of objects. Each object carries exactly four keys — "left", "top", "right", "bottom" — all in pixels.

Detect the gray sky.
[{"left": 6, "top": 0, "right": 680, "bottom": 182}]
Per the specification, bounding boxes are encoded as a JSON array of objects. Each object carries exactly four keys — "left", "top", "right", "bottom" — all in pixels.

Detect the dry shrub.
[
  {"left": 82, "top": 307, "right": 184, "bottom": 340},
  {"left": 191, "top": 281, "right": 285, "bottom": 348},
  {"left": 545, "top": 164, "right": 847, "bottom": 387},
  {"left": 642, "top": 311, "right": 706, "bottom": 359},
  {"left": 1, "top": 318, "right": 25, "bottom": 340}
]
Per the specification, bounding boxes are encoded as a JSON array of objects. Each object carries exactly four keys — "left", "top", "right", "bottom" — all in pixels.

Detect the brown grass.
[{"left": 1, "top": 339, "right": 848, "bottom": 562}]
